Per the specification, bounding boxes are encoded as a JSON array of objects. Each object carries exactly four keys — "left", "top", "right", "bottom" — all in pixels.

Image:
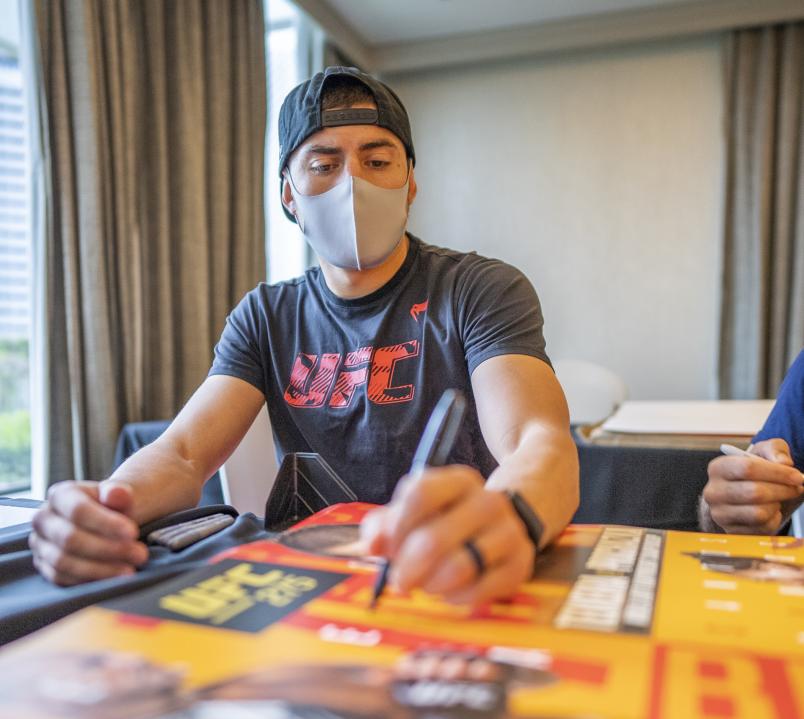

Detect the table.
[
  {"left": 117, "top": 421, "right": 716, "bottom": 531},
  {"left": 0, "top": 503, "right": 800, "bottom": 719},
  {"left": 573, "top": 429, "right": 717, "bottom": 531},
  {"left": 0, "top": 497, "right": 41, "bottom": 531}
]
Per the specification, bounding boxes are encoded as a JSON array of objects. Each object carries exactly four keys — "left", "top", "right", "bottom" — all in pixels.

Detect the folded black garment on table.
[{"left": 0, "top": 505, "right": 272, "bottom": 646}]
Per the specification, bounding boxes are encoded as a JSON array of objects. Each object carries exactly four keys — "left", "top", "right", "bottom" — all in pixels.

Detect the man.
[
  {"left": 29, "top": 67, "right": 579, "bottom": 604},
  {"left": 700, "top": 349, "right": 804, "bottom": 534}
]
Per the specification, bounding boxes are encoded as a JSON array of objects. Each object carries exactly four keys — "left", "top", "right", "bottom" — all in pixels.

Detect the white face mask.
[{"left": 289, "top": 175, "right": 410, "bottom": 270}]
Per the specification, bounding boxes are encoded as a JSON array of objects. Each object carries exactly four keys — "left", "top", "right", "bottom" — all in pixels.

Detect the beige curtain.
[
  {"left": 719, "top": 23, "right": 804, "bottom": 399},
  {"left": 34, "top": 0, "right": 267, "bottom": 484}
]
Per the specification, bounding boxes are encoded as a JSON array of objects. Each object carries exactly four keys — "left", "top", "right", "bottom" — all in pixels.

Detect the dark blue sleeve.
[
  {"left": 752, "top": 350, "right": 804, "bottom": 471},
  {"left": 208, "top": 289, "right": 267, "bottom": 395}
]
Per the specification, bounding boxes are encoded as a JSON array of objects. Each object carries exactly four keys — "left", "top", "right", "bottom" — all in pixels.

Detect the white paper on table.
[
  {"left": 600, "top": 400, "right": 775, "bottom": 436},
  {"left": 0, "top": 504, "right": 38, "bottom": 529}
]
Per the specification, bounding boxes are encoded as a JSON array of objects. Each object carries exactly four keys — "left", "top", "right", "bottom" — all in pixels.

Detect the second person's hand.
[{"left": 703, "top": 438, "right": 804, "bottom": 534}]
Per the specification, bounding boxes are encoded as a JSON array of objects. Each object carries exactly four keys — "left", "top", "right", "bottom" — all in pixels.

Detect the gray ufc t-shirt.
[{"left": 209, "top": 235, "right": 550, "bottom": 504}]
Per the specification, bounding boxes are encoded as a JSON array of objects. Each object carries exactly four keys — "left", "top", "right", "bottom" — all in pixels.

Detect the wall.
[{"left": 388, "top": 35, "right": 725, "bottom": 400}]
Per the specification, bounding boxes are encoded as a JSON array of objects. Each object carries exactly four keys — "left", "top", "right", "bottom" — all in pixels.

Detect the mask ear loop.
[
  {"left": 285, "top": 166, "right": 301, "bottom": 194},
  {"left": 402, "top": 158, "right": 412, "bottom": 187},
  {"left": 283, "top": 169, "right": 305, "bottom": 229},
  {"left": 402, "top": 159, "right": 414, "bottom": 212}
]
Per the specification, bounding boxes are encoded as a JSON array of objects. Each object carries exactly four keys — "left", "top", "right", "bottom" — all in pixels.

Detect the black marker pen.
[{"left": 369, "top": 389, "right": 467, "bottom": 609}]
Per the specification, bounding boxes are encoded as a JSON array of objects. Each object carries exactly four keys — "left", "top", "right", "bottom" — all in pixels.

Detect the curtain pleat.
[
  {"left": 34, "top": 0, "right": 267, "bottom": 484},
  {"left": 719, "top": 23, "right": 804, "bottom": 398}
]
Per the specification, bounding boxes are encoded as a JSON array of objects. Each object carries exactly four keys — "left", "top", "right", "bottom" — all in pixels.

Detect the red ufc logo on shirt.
[{"left": 284, "top": 340, "right": 420, "bottom": 408}]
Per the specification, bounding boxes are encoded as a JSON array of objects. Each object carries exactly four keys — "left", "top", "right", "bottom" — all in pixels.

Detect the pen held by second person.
[{"left": 719, "top": 443, "right": 804, "bottom": 486}]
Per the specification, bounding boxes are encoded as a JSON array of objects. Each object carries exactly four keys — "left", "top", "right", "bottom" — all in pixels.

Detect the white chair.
[
  {"left": 219, "top": 404, "right": 280, "bottom": 516},
  {"left": 552, "top": 358, "right": 628, "bottom": 426}
]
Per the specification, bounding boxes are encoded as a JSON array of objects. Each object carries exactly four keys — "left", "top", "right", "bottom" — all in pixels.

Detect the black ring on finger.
[{"left": 464, "top": 539, "right": 486, "bottom": 577}]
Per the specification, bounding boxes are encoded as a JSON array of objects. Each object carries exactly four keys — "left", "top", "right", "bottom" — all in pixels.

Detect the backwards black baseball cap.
[{"left": 278, "top": 65, "right": 416, "bottom": 185}]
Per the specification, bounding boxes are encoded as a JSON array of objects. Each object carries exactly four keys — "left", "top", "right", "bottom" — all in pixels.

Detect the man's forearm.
[
  {"left": 486, "top": 427, "right": 579, "bottom": 548},
  {"left": 104, "top": 436, "right": 207, "bottom": 525}
]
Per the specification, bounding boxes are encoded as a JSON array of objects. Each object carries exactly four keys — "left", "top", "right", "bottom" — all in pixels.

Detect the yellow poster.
[{"left": 0, "top": 503, "right": 801, "bottom": 719}]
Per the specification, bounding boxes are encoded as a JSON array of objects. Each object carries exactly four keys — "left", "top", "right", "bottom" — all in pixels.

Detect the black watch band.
[{"left": 506, "top": 490, "right": 545, "bottom": 554}]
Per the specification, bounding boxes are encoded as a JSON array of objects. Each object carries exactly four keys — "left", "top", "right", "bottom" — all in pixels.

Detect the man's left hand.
[{"left": 361, "top": 465, "right": 535, "bottom": 605}]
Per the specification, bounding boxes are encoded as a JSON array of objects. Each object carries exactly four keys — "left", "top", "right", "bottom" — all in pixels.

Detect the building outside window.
[
  {"left": 0, "top": 0, "right": 31, "bottom": 493},
  {"left": 0, "top": 0, "right": 324, "bottom": 492},
  {"left": 265, "top": 0, "right": 320, "bottom": 284}
]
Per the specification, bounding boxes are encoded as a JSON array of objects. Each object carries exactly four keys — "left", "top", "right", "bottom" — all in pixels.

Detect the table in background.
[
  {"left": 116, "top": 422, "right": 717, "bottom": 531},
  {"left": 572, "top": 428, "right": 717, "bottom": 531}
]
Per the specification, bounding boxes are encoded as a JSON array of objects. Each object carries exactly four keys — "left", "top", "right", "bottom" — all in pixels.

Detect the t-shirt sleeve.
[
  {"left": 752, "top": 349, "right": 804, "bottom": 470},
  {"left": 456, "top": 258, "right": 550, "bottom": 375},
  {"left": 208, "top": 290, "right": 267, "bottom": 395}
]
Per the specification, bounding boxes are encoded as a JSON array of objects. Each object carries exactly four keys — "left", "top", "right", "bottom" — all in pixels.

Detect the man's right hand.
[
  {"left": 702, "top": 439, "right": 804, "bottom": 534},
  {"left": 29, "top": 482, "right": 148, "bottom": 586}
]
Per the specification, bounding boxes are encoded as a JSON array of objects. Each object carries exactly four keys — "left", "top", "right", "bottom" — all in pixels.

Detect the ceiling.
[
  {"left": 294, "top": 0, "right": 804, "bottom": 73},
  {"left": 323, "top": 0, "right": 701, "bottom": 45}
]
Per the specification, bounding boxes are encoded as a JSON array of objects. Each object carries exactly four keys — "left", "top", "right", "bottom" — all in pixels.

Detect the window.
[
  {"left": 0, "top": 0, "right": 31, "bottom": 493},
  {"left": 264, "top": 0, "right": 320, "bottom": 283}
]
